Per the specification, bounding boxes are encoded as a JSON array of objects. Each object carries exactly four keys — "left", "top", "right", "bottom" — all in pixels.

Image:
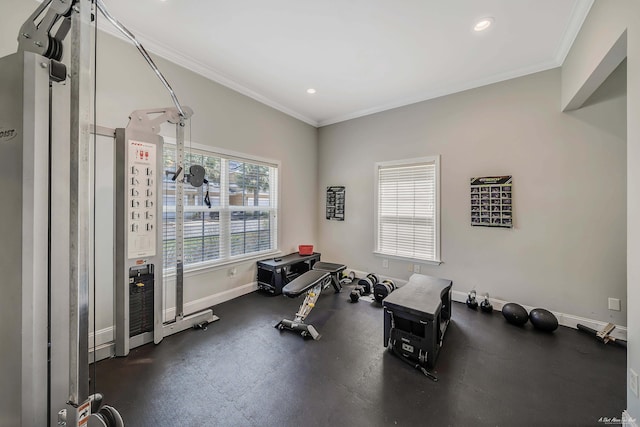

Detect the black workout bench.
[
  {"left": 383, "top": 273, "right": 452, "bottom": 381},
  {"left": 275, "top": 262, "right": 346, "bottom": 340}
]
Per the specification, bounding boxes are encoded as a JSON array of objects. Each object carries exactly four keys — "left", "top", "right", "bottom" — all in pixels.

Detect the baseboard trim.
[
  {"left": 451, "top": 290, "right": 626, "bottom": 340},
  {"left": 347, "top": 269, "right": 627, "bottom": 341},
  {"left": 88, "top": 282, "right": 258, "bottom": 348},
  {"left": 163, "top": 281, "right": 257, "bottom": 320},
  {"left": 623, "top": 410, "right": 638, "bottom": 427},
  {"left": 88, "top": 282, "right": 258, "bottom": 363},
  {"left": 89, "top": 342, "right": 115, "bottom": 363},
  {"left": 89, "top": 326, "right": 114, "bottom": 347}
]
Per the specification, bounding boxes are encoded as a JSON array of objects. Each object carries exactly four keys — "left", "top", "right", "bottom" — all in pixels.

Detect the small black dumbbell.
[{"left": 350, "top": 285, "right": 365, "bottom": 303}]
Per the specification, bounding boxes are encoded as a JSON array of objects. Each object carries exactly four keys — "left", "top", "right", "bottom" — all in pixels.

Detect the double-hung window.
[
  {"left": 374, "top": 156, "right": 441, "bottom": 264},
  {"left": 163, "top": 142, "right": 279, "bottom": 272}
]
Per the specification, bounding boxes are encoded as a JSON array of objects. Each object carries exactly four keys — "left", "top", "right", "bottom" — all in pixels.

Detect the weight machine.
[
  {"left": 0, "top": 1, "right": 96, "bottom": 424},
  {"left": 113, "top": 106, "right": 218, "bottom": 357},
  {"left": 0, "top": 0, "right": 216, "bottom": 425}
]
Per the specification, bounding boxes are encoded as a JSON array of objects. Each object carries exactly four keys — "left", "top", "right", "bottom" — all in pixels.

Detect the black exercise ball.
[
  {"left": 502, "top": 303, "right": 528, "bottom": 326},
  {"left": 529, "top": 308, "right": 558, "bottom": 332}
]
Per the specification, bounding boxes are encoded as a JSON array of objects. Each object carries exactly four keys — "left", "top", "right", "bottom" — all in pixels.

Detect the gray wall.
[
  {"left": 562, "top": 0, "right": 640, "bottom": 419},
  {"left": 92, "top": 32, "right": 319, "bottom": 305},
  {"left": 4, "top": 0, "right": 638, "bottom": 419},
  {"left": 318, "top": 67, "right": 627, "bottom": 328}
]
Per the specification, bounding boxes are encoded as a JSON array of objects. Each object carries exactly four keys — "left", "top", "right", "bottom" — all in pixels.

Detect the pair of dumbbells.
[
  {"left": 350, "top": 273, "right": 397, "bottom": 303},
  {"left": 466, "top": 290, "right": 493, "bottom": 313},
  {"left": 350, "top": 273, "right": 378, "bottom": 302},
  {"left": 373, "top": 279, "right": 396, "bottom": 303}
]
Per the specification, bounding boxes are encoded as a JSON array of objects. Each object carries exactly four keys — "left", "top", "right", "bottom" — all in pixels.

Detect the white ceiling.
[{"left": 98, "top": 0, "right": 594, "bottom": 127}]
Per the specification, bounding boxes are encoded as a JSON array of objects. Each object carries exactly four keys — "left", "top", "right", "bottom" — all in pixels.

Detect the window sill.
[
  {"left": 373, "top": 251, "right": 443, "bottom": 266},
  {"left": 164, "top": 250, "right": 283, "bottom": 278}
]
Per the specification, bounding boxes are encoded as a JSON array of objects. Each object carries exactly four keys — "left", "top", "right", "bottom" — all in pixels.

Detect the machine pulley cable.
[{"left": 95, "top": 0, "right": 187, "bottom": 119}]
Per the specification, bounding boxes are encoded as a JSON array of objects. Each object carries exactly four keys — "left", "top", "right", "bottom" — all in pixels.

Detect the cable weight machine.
[
  {"left": 0, "top": 0, "right": 217, "bottom": 424},
  {"left": 1, "top": 0, "right": 106, "bottom": 425},
  {"left": 113, "top": 106, "right": 218, "bottom": 357}
]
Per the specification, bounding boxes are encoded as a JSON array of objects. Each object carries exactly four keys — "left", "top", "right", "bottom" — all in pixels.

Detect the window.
[
  {"left": 374, "top": 156, "right": 440, "bottom": 263},
  {"left": 163, "top": 142, "right": 278, "bottom": 271}
]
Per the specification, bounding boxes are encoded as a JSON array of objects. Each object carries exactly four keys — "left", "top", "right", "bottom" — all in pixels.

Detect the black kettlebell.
[
  {"left": 480, "top": 293, "right": 493, "bottom": 313},
  {"left": 466, "top": 290, "right": 478, "bottom": 309}
]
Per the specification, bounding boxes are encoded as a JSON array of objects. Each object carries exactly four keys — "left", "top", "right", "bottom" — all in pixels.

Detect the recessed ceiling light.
[
  {"left": 474, "top": 17, "right": 494, "bottom": 32},
  {"left": 307, "top": 88, "right": 316, "bottom": 94}
]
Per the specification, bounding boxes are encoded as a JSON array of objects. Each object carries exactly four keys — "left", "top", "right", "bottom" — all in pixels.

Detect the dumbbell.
[
  {"left": 466, "top": 290, "right": 478, "bottom": 309},
  {"left": 340, "top": 271, "right": 356, "bottom": 285},
  {"left": 373, "top": 279, "right": 396, "bottom": 303},
  {"left": 357, "top": 273, "right": 378, "bottom": 295},
  {"left": 350, "top": 285, "right": 365, "bottom": 303}
]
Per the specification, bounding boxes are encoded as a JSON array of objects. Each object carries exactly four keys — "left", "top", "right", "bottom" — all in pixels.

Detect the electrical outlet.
[
  {"left": 608, "top": 298, "right": 621, "bottom": 311},
  {"left": 413, "top": 264, "right": 420, "bottom": 273},
  {"left": 631, "top": 369, "right": 639, "bottom": 398},
  {"left": 228, "top": 267, "right": 237, "bottom": 277},
  {"left": 382, "top": 259, "right": 389, "bottom": 269}
]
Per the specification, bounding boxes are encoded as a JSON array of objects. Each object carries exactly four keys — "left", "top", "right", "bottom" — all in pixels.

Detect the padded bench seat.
[
  {"left": 312, "top": 262, "right": 346, "bottom": 293},
  {"left": 282, "top": 270, "right": 330, "bottom": 298},
  {"left": 383, "top": 274, "right": 452, "bottom": 321},
  {"left": 276, "top": 262, "right": 346, "bottom": 340}
]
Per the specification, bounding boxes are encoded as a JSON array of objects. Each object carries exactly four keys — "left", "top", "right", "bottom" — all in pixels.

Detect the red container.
[{"left": 298, "top": 245, "right": 314, "bottom": 255}]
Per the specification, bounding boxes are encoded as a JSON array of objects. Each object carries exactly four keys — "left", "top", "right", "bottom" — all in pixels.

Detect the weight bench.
[
  {"left": 312, "top": 261, "right": 346, "bottom": 293},
  {"left": 275, "top": 262, "right": 346, "bottom": 340}
]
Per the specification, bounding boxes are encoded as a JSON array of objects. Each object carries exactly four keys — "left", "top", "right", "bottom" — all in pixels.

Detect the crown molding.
[
  {"left": 317, "top": 59, "right": 560, "bottom": 127},
  {"left": 96, "top": 22, "right": 319, "bottom": 127},
  {"left": 554, "top": 0, "right": 595, "bottom": 65},
  {"left": 93, "top": 0, "right": 594, "bottom": 129}
]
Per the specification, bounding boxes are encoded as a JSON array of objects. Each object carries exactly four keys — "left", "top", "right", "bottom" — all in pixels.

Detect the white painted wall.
[
  {"left": 561, "top": 0, "right": 640, "bottom": 420},
  {"left": 318, "top": 67, "right": 626, "bottom": 328}
]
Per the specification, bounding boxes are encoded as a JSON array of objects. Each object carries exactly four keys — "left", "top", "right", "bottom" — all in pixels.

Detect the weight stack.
[{"left": 129, "top": 273, "right": 154, "bottom": 336}]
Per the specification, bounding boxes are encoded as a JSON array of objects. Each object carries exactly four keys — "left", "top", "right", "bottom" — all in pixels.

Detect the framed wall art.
[
  {"left": 470, "top": 176, "right": 512, "bottom": 228},
  {"left": 326, "top": 186, "right": 345, "bottom": 221}
]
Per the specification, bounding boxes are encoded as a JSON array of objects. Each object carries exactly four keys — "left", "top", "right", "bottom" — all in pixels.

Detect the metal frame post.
[
  {"left": 175, "top": 120, "right": 185, "bottom": 321},
  {"left": 68, "top": 0, "right": 92, "bottom": 408}
]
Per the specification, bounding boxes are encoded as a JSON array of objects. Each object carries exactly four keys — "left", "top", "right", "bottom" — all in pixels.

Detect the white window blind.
[
  {"left": 376, "top": 157, "right": 440, "bottom": 262},
  {"left": 163, "top": 144, "right": 278, "bottom": 272}
]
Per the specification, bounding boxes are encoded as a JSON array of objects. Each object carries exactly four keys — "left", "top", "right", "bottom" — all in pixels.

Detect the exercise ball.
[
  {"left": 529, "top": 308, "right": 558, "bottom": 332},
  {"left": 502, "top": 303, "right": 528, "bottom": 326}
]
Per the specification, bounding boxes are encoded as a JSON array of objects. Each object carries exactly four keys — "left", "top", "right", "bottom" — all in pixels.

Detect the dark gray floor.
[{"left": 93, "top": 285, "right": 626, "bottom": 427}]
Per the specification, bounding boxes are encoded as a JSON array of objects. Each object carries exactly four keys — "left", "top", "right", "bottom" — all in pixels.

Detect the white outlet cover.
[
  {"left": 413, "top": 264, "right": 420, "bottom": 273},
  {"left": 608, "top": 298, "right": 621, "bottom": 311},
  {"left": 631, "top": 369, "right": 639, "bottom": 398},
  {"left": 382, "top": 259, "right": 389, "bottom": 268}
]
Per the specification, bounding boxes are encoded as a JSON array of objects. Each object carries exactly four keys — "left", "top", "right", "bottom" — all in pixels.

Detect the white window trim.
[
  {"left": 163, "top": 137, "right": 281, "bottom": 273},
  {"left": 373, "top": 155, "right": 442, "bottom": 265}
]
